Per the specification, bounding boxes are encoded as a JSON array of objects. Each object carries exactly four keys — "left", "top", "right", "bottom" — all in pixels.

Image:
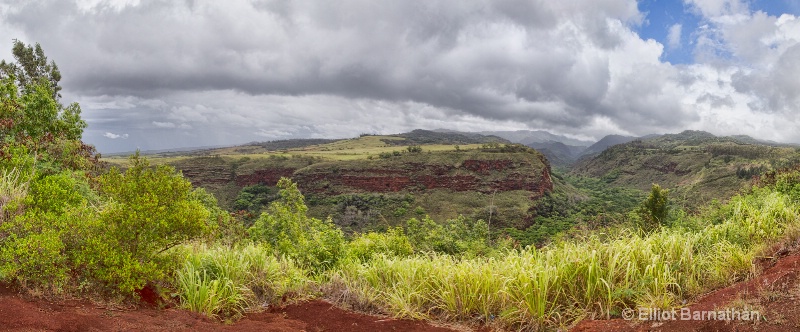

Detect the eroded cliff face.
[
  {"left": 227, "top": 151, "right": 553, "bottom": 199},
  {"left": 173, "top": 149, "right": 553, "bottom": 230},
  {"left": 172, "top": 156, "right": 234, "bottom": 186}
]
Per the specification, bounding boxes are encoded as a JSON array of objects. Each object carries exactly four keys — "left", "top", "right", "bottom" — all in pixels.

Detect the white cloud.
[
  {"left": 667, "top": 23, "right": 682, "bottom": 49},
  {"left": 103, "top": 132, "right": 128, "bottom": 139},
  {"left": 685, "top": 0, "right": 749, "bottom": 17}
]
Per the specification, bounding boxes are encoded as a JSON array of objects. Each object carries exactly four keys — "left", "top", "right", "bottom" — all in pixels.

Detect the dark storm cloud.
[
  {"left": 1, "top": 0, "right": 798, "bottom": 152},
  {"left": 2, "top": 0, "right": 656, "bottom": 130}
]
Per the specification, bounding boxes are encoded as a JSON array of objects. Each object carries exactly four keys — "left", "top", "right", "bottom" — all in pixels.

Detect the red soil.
[
  {"left": 13, "top": 247, "right": 800, "bottom": 332},
  {"left": 0, "top": 285, "right": 459, "bottom": 332},
  {"left": 572, "top": 248, "right": 800, "bottom": 332}
]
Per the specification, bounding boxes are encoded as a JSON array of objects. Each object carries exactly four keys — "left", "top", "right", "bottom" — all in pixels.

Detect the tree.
[
  {"left": 0, "top": 40, "right": 62, "bottom": 99},
  {"left": 637, "top": 184, "right": 670, "bottom": 231},
  {"left": 249, "top": 178, "right": 344, "bottom": 272},
  {"left": 0, "top": 41, "right": 93, "bottom": 173}
]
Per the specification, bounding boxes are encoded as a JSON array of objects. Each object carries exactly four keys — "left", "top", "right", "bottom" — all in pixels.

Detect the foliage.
[
  {"left": 736, "top": 164, "right": 767, "bottom": 179},
  {"left": 0, "top": 151, "right": 210, "bottom": 295},
  {"left": 248, "top": 178, "right": 345, "bottom": 272},
  {"left": 345, "top": 227, "right": 413, "bottom": 262},
  {"left": 636, "top": 184, "right": 670, "bottom": 231},
  {"left": 405, "top": 215, "right": 491, "bottom": 256},
  {"left": 0, "top": 40, "right": 62, "bottom": 99},
  {"left": 406, "top": 145, "right": 422, "bottom": 153},
  {"left": 0, "top": 42, "right": 96, "bottom": 175},
  {"left": 233, "top": 184, "right": 277, "bottom": 212},
  {"left": 505, "top": 172, "right": 644, "bottom": 247},
  {"left": 84, "top": 153, "right": 211, "bottom": 294},
  {"left": 193, "top": 188, "right": 246, "bottom": 246},
  {"left": 231, "top": 184, "right": 279, "bottom": 225},
  {"left": 0, "top": 170, "right": 90, "bottom": 291},
  {"left": 0, "top": 40, "right": 212, "bottom": 300}
]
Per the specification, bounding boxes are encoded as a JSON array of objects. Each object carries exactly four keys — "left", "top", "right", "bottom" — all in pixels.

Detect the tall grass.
[
  {"left": 175, "top": 243, "right": 311, "bottom": 319},
  {"left": 172, "top": 181, "right": 800, "bottom": 330},
  {"left": 0, "top": 167, "right": 30, "bottom": 222},
  {"left": 331, "top": 188, "right": 800, "bottom": 330}
]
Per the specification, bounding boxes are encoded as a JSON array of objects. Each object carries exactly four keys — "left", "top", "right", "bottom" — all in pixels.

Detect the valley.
[{"left": 5, "top": 4, "right": 800, "bottom": 330}]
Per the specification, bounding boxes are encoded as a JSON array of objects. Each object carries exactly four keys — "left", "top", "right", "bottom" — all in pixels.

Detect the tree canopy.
[{"left": 0, "top": 40, "right": 94, "bottom": 173}]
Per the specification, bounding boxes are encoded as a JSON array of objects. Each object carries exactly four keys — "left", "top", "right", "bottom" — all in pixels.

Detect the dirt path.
[
  {"left": 0, "top": 285, "right": 459, "bottom": 332},
  {"left": 572, "top": 250, "right": 800, "bottom": 332}
]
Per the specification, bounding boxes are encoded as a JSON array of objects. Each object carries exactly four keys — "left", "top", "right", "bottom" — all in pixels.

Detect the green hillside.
[{"left": 571, "top": 130, "right": 800, "bottom": 207}]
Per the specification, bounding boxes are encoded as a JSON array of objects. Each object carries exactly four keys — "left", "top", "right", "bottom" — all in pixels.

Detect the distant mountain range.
[
  {"left": 473, "top": 130, "right": 595, "bottom": 147},
  {"left": 437, "top": 129, "right": 797, "bottom": 168},
  {"left": 434, "top": 129, "right": 631, "bottom": 167}
]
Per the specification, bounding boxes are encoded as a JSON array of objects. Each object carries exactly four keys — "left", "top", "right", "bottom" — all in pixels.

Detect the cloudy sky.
[{"left": 1, "top": 0, "right": 799, "bottom": 153}]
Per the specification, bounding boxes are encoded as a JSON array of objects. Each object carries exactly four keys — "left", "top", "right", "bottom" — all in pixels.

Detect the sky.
[{"left": 1, "top": 0, "right": 799, "bottom": 153}]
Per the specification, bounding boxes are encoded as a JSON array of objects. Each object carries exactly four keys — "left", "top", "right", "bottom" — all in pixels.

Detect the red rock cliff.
[{"left": 291, "top": 152, "right": 553, "bottom": 199}]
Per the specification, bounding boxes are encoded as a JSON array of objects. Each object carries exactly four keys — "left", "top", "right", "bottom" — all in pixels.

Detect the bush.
[
  {"left": 0, "top": 169, "right": 93, "bottom": 292},
  {"left": 83, "top": 153, "right": 211, "bottom": 294},
  {"left": 193, "top": 188, "right": 246, "bottom": 246},
  {"left": 636, "top": 184, "right": 670, "bottom": 231},
  {"left": 776, "top": 170, "right": 800, "bottom": 201},
  {"left": 232, "top": 184, "right": 278, "bottom": 214},
  {"left": 406, "top": 216, "right": 490, "bottom": 256},
  {"left": 346, "top": 227, "right": 413, "bottom": 262},
  {"left": 249, "top": 178, "right": 345, "bottom": 272}
]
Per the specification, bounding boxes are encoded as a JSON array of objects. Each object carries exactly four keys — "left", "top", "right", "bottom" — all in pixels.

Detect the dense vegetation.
[
  {"left": 0, "top": 41, "right": 214, "bottom": 296},
  {"left": 503, "top": 171, "right": 644, "bottom": 246},
  {"left": 4, "top": 41, "right": 800, "bottom": 332}
]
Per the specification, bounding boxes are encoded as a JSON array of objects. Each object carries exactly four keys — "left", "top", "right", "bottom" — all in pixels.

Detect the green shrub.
[
  {"left": 346, "top": 227, "right": 413, "bottom": 262},
  {"left": 249, "top": 178, "right": 345, "bottom": 272},
  {"left": 82, "top": 153, "right": 211, "bottom": 294},
  {"left": 776, "top": 170, "right": 800, "bottom": 201},
  {"left": 232, "top": 184, "right": 278, "bottom": 213},
  {"left": 193, "top": 188, "right": 246, "bottom": 246},
  {"left": 636, "top": 184, "right": 670, "bottom": 231},
  {"left": 0, "top": 169, "right": 101, "bottom": 292},
  {"left": 406, "top": 216, "right": 490, "bottom": 256},
  {"left": 406, "top": 145, "right": 422, "bottom": 153}
]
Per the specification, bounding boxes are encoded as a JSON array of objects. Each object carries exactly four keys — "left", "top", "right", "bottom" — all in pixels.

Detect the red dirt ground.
[
  {"left": 0, "top": 284, "right": 460, "bottom": 332},
  {"left": 9, "top": 250, "right": 800, "bottom": 332},
  {"left": 572, "top": 248, "right": 800, "bottom": 332}
]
